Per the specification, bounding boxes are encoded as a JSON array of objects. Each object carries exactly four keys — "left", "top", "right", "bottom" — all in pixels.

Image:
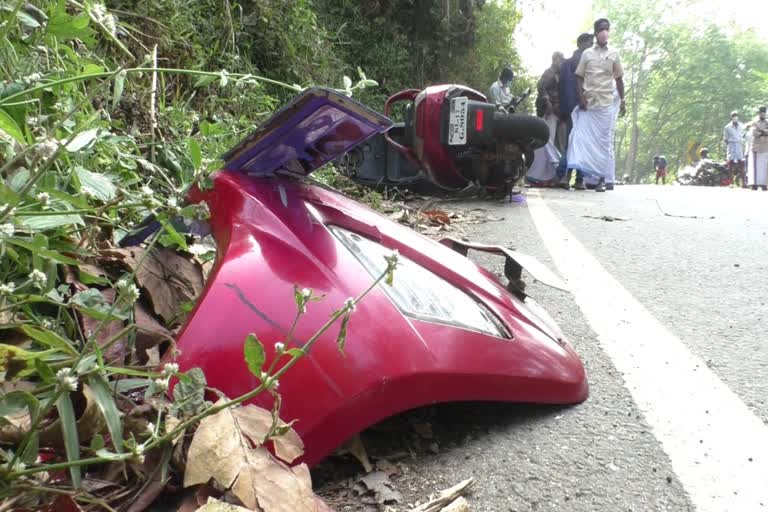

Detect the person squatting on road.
[
  {"left": 748, "top": 106, "right": 768, "bottom": 191},
  {"left": 566, "top": 18, "right": 626, "bottom": 192},
  {"left": 527, "top": 52, "right": 565, "bottom": 186},
  {"left": 723, "top": 111, "right": 747, "bottom": 187},
  {"left": 557, "top": 32, "right": 594, "bottom": 190},
  {"left": 655, "top": 155, "right": 668, "bottom": 185}
]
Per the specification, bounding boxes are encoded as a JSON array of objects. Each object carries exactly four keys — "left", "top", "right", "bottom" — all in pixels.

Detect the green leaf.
[
  {"left": 336, "top": 312, "right": 351, "bottom": 356},
  {"left": 87, "top": 375, "right": 124, "bottom": 453},
  {"left": 65, "top": 128, "right": 100, "bottom": 152},
  {"left": 55, "top": 392, "right": 82, "bottom": 488},
  {"left": 20, "top": 431, "right": 39, "bottom": 464},
  {"left": 90, "top": 433, "right": 105, "bottom": 452},
  {"left": 114, "top": 378, "right": 150, "bottom": 393},
  {"left": 112, "top": 71, "right": 126, "bottom": 110},
  {"left": 0, "top": 391, "right": 40, "bottom": 426},
  {"left": 16, "top": 10, "right": 41, "bottom": 29},
  {"left": 0, "top": 109, "right": 25, "bottom": 145},
  {"left": 193, "top": 74, "right": 218, "bottom": 88},
  {"left": 287, "top": 348, "right": 305, "bottom": 358},
  {"left": 188, "top": 139, "right": 202, "bottom": 171},
  {"left": 75, "top": 166, "right": 116, "bottom": 201},
  {"left": 243, "top": 333, "right": 265, "bottom": 378},
  {"left": 4, "top": 238, "right": 79, "bottom": 265},
  {"left": 172, "top": 367, "right": 207, "bottom": 417},
  {"left": 18, "top": 212, "right": 85, "bottom": 230},
  {"left": 21, "top": 325, "right": 78, "bottom": 356},
  {"left": 71, "top": 289, "right": 128, "bottom": 321},
  {"left": 160, "top": 220, "right": 188, "bottom": 250},
  {"left": 47, "top": 0, "right": 95, "bottom": 44},
  {"left": 35, "top": 359, "right": 57, "bottom": 383}
]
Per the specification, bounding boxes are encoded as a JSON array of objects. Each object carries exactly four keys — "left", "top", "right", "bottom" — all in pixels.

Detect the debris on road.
[
  {"left": 359, "top": 470, "right": 405, "bottom": 505},
  {"left": 582, "top": 215, "right": 629, "bottom": 222},
  {"left": 409, "top": 478, "right": 475, "bottom": 512}
]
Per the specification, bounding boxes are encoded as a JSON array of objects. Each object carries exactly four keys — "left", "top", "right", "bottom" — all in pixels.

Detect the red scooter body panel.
[
  {"left": 169, "top": 88, "right": 587, "bottom": 467},
  {"left": 176, "top": 170, "right": 587, "bottom": 466}
]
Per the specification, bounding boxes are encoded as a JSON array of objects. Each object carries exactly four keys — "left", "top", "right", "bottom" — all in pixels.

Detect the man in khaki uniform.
[
  {"left": 565, "top": 18, "right": 626, "bottom": 192},
  {"left": 748, "top": 106, "right": 768, "bottom": 190}
]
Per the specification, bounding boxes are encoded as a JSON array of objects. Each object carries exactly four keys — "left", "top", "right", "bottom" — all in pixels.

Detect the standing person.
[
  {"left": 723, "top": 111, "right": 746, "bottom": 187},
  {"left": 488, "top": 68, "right": 515, "bottom": 107},
  {"left": 655, "top": 155, "right": 668, "bottom": 185},
  {"left": 748, "top": 106, "right": 768, "bottom": 191},
  {"left": 558, "top": 33, "right": 594, "bottom": 190},
  {"left": 528, "top": 52, "right": 565, "bottom": 186},
  {"left": 566, "top": 18, "right": 626, "bottom": 192}
]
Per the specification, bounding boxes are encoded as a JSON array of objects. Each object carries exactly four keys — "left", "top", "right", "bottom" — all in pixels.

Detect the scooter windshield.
[{"left": 222, "top": 87, "right": 393, "bottom": 176}]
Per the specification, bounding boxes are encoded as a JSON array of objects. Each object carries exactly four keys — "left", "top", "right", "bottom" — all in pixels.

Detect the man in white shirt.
[
  {"left": 723, "top": 111, "right": 746, "bottom": 187},
  {"left": 566, "top": 18, "right": 626, "bottom": 192},
  {"left": 488, "top": 68, "right": 515, "bottom": 107}
]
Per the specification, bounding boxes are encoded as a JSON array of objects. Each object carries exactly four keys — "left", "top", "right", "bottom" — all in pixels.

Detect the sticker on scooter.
[{"left": 448, "top": 96, "right": 468, "bottom": 145}]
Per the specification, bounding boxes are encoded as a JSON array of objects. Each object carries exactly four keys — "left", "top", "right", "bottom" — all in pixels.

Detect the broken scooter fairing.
[{"left": 170, "top": 88, "right": 588, "bottom": 466}]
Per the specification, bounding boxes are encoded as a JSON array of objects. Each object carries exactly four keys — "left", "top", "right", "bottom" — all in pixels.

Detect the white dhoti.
[
  {"left": 749, "top": 151, "right": 768, "bottom": 186},
  {"left": 566, "top": 99, "right": 619, "bottom": 183},
  {"left": 727, "top": 141, "right": 744, "bottom": 161},
  {"left": 527, "top": 114, "right": 561, "bottom": 184}
]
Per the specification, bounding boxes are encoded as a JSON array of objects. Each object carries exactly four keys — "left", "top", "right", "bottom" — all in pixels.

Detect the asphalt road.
[{"left": 317, "top": 184, "right": 768, "bottom": 512}]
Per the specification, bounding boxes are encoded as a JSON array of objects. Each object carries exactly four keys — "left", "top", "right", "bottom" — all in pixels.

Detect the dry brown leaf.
[
  {"left": 423, "top": 210, "right": 451, "bottom": 225},
  {"left": 337, "top": 434, "right": 372, "bottom": 473},
  {"left": 184, "top": 403, "right": 319, "bottom": 512},
  {"left": 134, "top": 301, "right": 173, "bottom": 363},
  {"left": 165, "top": 414, "right": 184, "bottom": 446},
  {"left": 102, "top": 247, "right": 204, "bottom": 325},
  {"left": 2, "top": 385, "right": 103, "bottom": 446},
  {"left": 233, "top": 405, "right": 304, "bottom": 464},
  {"left": 80, "top": 288, "right": 127, "bottom": 364}
]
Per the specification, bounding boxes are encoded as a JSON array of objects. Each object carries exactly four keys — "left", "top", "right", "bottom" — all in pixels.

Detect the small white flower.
[
  {"left": 116, "top": 279, "right": 140, "bottom": 303},
  {"left": 27, "top": 116, "right": 39, "bottom": 126},
  {"left": 0, "top": 282, "right": 16, "bottom": 296},
  {"left": 36, "top": 192, "right": 50, "bottom": 206},
  {"left": 154, "top": 377, "right": 168, "bottom": 392},
  {"left": 301, "top": 288, "right": 311, "bottom": 299},
  {"left": 188, "top": 243, "right": 213, "bottom": 256},
  {"left": 41, "top": 318, "right": 54, "bottom": 329},
  {"left": 130, "top": 442, "right": 146, "bottom": 464},
  {"left": 0, "top": 223, "right": 14, "bottom": 238},
  {"left": 272, "top": 379, "right": 280, "bottom": 390},
  {"left": 29, "top": 269, "right": 47, "bottom": 290},
  {"left": 162, "top": 362, "right": 179, "bottom": 376},
  {"left": 274, "top": 342, "right": 285, "bottom": 354},
  {"left": 259, "top": 371, "right": 269, "bottom": 382},
  {"left": 146, "top": 422, "right": 156, "bottom": 435},
  {"left": 56, "top": 368, "right": 78, "bottom": 392},
  {"left": 344, "top": 297, "right": 356, "bottom": 312}
]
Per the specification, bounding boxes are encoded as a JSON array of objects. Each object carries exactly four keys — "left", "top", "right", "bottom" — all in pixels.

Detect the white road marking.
[{"left": 527, "top": 190, "right": 768, "bottom": 512}]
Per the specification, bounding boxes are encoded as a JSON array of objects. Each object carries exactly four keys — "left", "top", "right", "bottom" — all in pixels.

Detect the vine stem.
[{"left": 0, "top": 67, "right": 301, "bottom": 107}]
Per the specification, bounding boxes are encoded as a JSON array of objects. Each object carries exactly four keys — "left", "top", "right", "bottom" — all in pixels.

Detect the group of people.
[
  {"left": 522, "top": 18, "right": 626, "bottom": 192},
  {"left": 722, "top": 108, "right": 768, "bottom": 190}
]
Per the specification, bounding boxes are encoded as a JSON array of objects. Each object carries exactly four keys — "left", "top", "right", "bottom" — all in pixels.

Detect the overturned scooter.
[
  {"left": 337, "top": 84, "right": 548, "bottom": 200},
  {"left": 145, "top": 88, "right": 586, "bottom": 466}
]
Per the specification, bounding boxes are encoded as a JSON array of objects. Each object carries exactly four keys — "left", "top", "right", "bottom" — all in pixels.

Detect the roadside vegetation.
[{"left": 0, "top": 1, "right": 524, "bottom": 509}]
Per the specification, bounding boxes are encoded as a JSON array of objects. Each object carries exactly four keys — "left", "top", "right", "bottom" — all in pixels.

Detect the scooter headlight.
[{"left": 330, "top": 227, "right": 510, "bottom": 339}]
